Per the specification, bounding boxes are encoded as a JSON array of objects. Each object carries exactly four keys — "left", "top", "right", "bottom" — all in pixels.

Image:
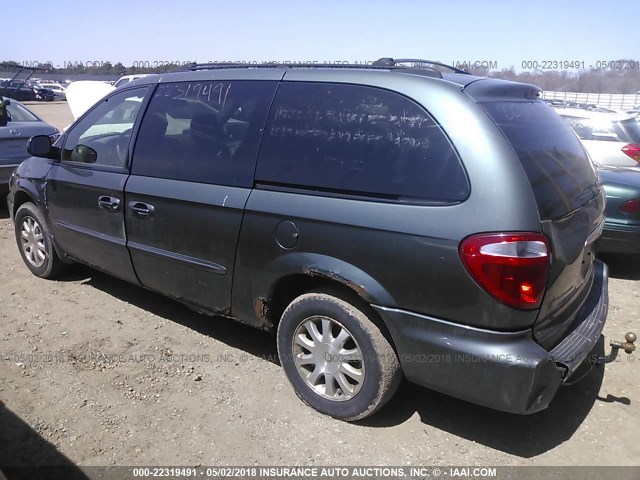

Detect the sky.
[{"left": 3, "top": 0, "right": 639, "bottom": 71}]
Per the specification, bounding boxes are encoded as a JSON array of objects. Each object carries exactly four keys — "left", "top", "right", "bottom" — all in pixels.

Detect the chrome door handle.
[
  {"left": 97, "top": 196, "right": 120, "bottom": 211},
  {"left": 128, "top": 201, "right": 155, "bottom": 218}
]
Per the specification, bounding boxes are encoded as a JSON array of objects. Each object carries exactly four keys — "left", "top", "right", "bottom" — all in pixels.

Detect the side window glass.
[
  {"left": 255, "top": 82, "right": 469, "bottom": 202},
  {"left": 131, "top": 80, "right": 278, "bottom": 187},
  {"left": 62, "top": 87, "right": 147, "bottom": 168}
]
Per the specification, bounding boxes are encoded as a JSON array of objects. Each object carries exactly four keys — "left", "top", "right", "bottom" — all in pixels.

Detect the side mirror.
[
  {"left": 27, "top": 135, "right": 53, "bottom": 157},
  {"left": 70, "top": 144, "right": 98, "bottom": 164}
]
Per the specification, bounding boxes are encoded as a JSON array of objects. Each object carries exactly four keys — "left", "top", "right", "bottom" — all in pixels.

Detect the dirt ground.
[{"left": 0, "top": 102, "right": 639, "bottom": 471}]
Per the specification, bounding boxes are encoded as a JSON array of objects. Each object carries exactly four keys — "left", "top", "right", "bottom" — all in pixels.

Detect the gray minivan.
[{"left": 7, "top": 59, "right": 622, "bottom": 421}]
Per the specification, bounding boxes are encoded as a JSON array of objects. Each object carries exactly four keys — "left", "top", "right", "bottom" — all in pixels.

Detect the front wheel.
[
  {"left": 277, "top": 291, "right": 401, "bottom": 421},
  {"left": 14, "top": 202, "right": 65, "bottom": 279}
]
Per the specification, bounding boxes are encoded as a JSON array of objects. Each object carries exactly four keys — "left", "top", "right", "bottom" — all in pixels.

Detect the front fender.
[
  {"left": 10, "top": 157, "right": 54, "bottom": 215},
  {"left": 11, "top": 180, "right": 49, "bottom": 227}
]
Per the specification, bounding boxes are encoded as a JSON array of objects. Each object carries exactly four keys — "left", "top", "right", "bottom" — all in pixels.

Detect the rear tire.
[
  {"left": 14, "top": 202, "right": 64, "bottom": 279},
  {"left": 277, "top": 291, "right": 401, "bottom": 421}
]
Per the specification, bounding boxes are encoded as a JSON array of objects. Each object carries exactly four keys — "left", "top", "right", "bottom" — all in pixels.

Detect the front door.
[{"left": 47, "top": 86, "right": 148, "bottom": 283}]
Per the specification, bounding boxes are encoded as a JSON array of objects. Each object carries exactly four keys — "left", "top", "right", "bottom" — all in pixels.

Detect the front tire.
[
  {"left": 14, "top": 202, "right": 64, "bottom": 279},
  {"left": 277, "top": 291, "right": 401, "bottom": 421}
]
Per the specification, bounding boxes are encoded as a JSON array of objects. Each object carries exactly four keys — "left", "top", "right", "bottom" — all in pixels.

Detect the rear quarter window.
[
  {"left": 255, "top": 82, "right": 469, "bottom": 203},
  {"left": 481, "top": 101, "right": 599, "bottom": 220}
]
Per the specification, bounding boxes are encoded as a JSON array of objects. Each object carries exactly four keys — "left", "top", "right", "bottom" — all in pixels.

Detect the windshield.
[{"left": 482, "top": 101, "right": 599, "bottom": 220}]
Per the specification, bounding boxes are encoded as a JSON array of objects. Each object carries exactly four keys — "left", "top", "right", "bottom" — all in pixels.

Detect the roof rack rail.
[
  {"left": 188, "top": 62, "right": 446, "bottom": 79},
  {"left": 186, "top": 61, "right": 445, "bottom": 78},
  {"left": 372, "top": 58, "right": 470, "bottom": 74},
  {"left": 187, "top": 62, "right": 406, "bottom": 72}
]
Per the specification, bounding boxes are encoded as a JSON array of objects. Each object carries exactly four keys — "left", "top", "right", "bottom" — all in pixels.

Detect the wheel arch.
[
  {"left": 12, "top": 188, "right": 39, "bottom": 218},
  {"left": 12, "top": 185, "right": 71, "bottom": 264},
  {"left": 255, "top": 253, "right": 397, "bottom": 341}
]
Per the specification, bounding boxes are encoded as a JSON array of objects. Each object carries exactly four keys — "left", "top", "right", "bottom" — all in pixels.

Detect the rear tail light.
[
  {"left": 621, "top": 144, "right": 640, "bottom": 162},
  {"left": 621, "top": 199, "right": 640, "bottom": 214},
  {"left": 460, "top": 233, "right": 550, "bottom": 310}
]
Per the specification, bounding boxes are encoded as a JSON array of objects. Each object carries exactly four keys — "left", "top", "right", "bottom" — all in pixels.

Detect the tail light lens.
[
  {"left": 460, "top": 233, "right": 550, "bottom": 310},
  {"left": 621, "top": 144, "right": 640, "bottom": 162},
  {"left": 621, "top": 199, "right": 640, "bottom": 214}
]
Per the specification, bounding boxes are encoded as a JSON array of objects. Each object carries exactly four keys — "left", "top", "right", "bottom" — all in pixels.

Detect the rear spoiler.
[{"left": 462, "top": 78, "right": 542, "bottom": 102}]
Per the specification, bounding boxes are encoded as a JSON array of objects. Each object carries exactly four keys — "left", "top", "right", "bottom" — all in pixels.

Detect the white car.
[
  {"left": 555, "top": 107, "right": 640, "bottom": 168},
  {"left": 113, "top": 74, "right": 149, "bottom": 89},
  {"left": 36, "top": 82, "right": 67, "bottom": 100}
]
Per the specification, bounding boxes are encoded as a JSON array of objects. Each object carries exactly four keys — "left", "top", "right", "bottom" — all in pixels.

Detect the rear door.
[
  {"left": 46, "top": 86, "right": 148, "bottom": 283},
  {"left": 481, "top": 101, "right": 605, "bottom": 348},
  {"left": 125, "top": 78, "right": 279, "bottom": 313}
]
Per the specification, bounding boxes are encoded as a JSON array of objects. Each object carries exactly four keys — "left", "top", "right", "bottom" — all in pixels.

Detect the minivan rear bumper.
[{"left": 373, "top": 260, "right": 608, "bottom": 415}]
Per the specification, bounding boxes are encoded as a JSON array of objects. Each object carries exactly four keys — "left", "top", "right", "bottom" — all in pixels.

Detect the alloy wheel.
[
  {"left": 20, "top": 216, "right": 47, "bottom": 268},
  {"left": 292, "top": 315, "right": 365, "bottom": 401}
]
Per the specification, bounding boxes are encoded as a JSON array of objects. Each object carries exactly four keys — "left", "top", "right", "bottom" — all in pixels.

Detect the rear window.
[
  {"left": 256, "top": 82, "right": 469, "bottom": 203},
  {"left": 561, "top": 116, "right": 629, "bottom": 142},
  {"left": 481, "top": 101, "right": 599, "bottom": 220}
]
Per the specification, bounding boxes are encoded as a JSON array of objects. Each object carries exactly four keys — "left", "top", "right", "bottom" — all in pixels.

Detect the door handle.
[
  {"left": 97, "top": 196, "right": 121, "bottom": 211},
  {"left": 128, "top": 201, "right": 155, "bottom": 218}
]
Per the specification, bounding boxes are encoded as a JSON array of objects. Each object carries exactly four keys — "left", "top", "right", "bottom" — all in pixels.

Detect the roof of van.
[{"left": 127, "top": 65, "right": 539, "bottom": 104}]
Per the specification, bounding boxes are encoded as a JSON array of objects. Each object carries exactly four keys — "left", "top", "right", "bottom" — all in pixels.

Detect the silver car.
[
  {"left": 555, "top": 107, "right": 640, "bottom": 169},
  {"left": 0, "top": 97, "right": 59, "bottom": 191}
]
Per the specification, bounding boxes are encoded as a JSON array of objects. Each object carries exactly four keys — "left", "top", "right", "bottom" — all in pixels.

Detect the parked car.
[
  {"left": 0, "top": 97, "right": 59, "bottom": 192},
  {"left": 597, "top": 165, "right": 640, "bottom": 254},
  {"left": 542, "top": 98, "right": 566, "bottom": 107},
  {"left": 1, "top": 81, "right": 36, "bottom": 101},
  {"left": 32, "top": 85, "right": 55, "bottom": 102},
  {"left": 64, "top": 80, "right": 116, "bottom": 120},
  {"left": 114, "top": 74, "right": 149, "bottom": 89},
  {"left": 1, "top": 81, "right": 55, "bottom": 102},
  {"left": 7, "top": 60, "right": 614, "bottom": 421},
  {"left": 36, "top": 83, "right": 66, "bottom": 101},
  {"left": 555, "top": 107, "right": 640, "bottom": 168}
]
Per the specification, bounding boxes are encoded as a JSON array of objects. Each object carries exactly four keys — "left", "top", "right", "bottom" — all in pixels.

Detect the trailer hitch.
[{"left": 598, "top": 332, "right": 636, "bottom": 365}]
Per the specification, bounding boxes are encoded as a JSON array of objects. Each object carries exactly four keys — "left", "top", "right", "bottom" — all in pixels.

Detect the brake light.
[
  {"left": 621, "top": 199, "right": 640, "bottom": 214},
  {"left": 622, "top": 144, "right": 640, "bottom": 162},
  {"left": 460, "top": 233, "right": 550, "bottom": 310}
]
